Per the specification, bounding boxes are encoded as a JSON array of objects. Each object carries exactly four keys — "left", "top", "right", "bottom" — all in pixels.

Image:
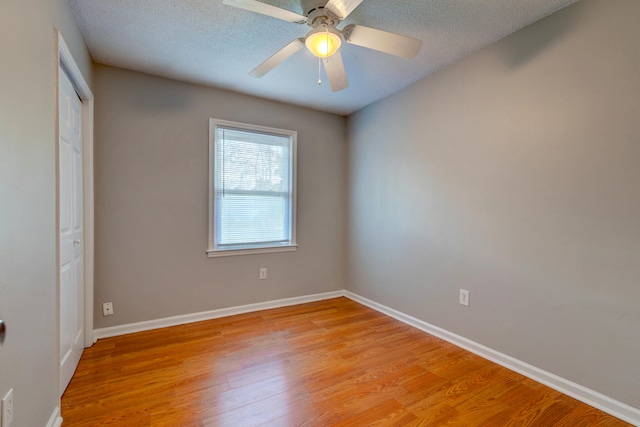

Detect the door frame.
[{"left": 56, "top": 31, "right": 95, "bottom": 350}]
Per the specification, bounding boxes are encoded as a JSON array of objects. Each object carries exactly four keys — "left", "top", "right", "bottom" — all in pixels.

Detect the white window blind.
[{"left": 208, "top": 119, "right": 297, "bottom": 256}]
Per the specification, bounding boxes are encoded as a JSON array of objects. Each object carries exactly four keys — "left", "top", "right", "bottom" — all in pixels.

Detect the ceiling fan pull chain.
[{"left": 317, "top": 25, "right": 332, "bottom": 86}]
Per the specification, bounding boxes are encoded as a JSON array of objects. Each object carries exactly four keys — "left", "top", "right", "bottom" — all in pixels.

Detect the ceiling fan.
[{"left": 222, "top": 0, "right": 423, "bottom": 92}]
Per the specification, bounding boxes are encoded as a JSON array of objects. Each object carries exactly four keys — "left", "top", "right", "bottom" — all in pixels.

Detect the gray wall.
[
  {"left": 93, "top": 65, "right": 347, "bottom": 328},
  {"left": 347, "top": 0, "right": 640, "bottom": 408},
  {"left": 0, "top": 0, "right": 92, "bottom": 426}
]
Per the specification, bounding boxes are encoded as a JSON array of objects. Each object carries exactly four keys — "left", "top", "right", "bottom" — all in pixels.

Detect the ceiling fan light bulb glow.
[{"left": 305, "top": 27, "right": 342, "bottom": 58}]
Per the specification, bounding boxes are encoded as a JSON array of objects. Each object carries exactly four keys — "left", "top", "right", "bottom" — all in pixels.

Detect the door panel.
[{"left": 60, "top": 264, "right": 72, "bottom": 363}]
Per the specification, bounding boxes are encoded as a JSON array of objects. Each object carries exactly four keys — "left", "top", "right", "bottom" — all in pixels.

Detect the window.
[{"left": 208, "top": 118, "right": 297, "bottom": 257}]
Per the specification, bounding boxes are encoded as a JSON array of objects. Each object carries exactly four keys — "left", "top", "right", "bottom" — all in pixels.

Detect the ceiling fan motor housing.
[
  {"left": 301, "top": 0, "right": 327, "bottom": 15},
  {"left": 301, "top": 0, "right": 338, "bottom": 26}
]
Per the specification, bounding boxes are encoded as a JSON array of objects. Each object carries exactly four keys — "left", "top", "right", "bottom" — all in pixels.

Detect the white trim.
[
  {"left": 94, "top": 291, "right": 345, "bottom": 340},
  {"left": 344, "top": 291, "right": 640, "bottom": 426},
  {"left": 57, "top": 32, "right": 95, "bottom": 349},
  {"left": 57, "top": 35, "right": 92, "bottom": 99},
  {"left": 82, "top": 100, "right": 95, "bottom": 348},
  {"left": 207, "top": 244, "right": 298, "bottom": 257},
  {"left": 46, "top": 406, "right": 63, "bottom": 427}
]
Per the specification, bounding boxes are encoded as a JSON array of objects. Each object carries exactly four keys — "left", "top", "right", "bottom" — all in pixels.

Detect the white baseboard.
[
  {"left": 46, "top": 406, "right": 63, "bottom": 427},
  {"left": 344, "top": 291, "right": 640, "bottom": 426},
  {"left": 93, "top": 290, "right": 345, "bottom": 340}
]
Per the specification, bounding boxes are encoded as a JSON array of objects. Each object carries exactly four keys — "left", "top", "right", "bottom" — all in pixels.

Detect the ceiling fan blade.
[
  {"left": 323, "top": 50, "right": 348, "bottom": 92},
  {"left": 223, "top": 0, "right": 308, "bottom": 24},
  {"left": 249, "top": 38, "right": 305, "bottom": 78},
  {"left": 324, "top": 0, "right": 364, "bottom": 20},
  {"left": 343, "top": 24, "right": 422, "bottom": 59}
]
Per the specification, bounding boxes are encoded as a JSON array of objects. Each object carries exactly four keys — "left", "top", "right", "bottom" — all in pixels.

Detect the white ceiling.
[{"left": 70, "top": 0, "right": 578, "bottom": 115}]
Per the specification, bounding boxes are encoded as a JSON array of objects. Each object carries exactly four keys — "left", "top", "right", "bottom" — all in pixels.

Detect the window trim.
[{"left": 207, "top": 118, "right": 297, "bottom": 258}]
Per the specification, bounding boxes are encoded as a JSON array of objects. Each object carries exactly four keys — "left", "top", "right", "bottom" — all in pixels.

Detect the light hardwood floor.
[{"left": 61, "top": 297, "right": 630, "bottom": 426}]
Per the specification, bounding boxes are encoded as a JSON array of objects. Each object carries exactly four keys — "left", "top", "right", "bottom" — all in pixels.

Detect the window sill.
[{"left": 207, "top": 244, "right": 298, "bottom": 258}]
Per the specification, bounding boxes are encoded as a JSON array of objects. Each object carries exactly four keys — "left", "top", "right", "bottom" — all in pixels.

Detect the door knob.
[{"left": 73, "top": 239, "right": 80, "bottom": 245}]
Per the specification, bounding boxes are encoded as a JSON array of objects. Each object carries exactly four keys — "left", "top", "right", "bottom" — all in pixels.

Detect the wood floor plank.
[{"left": 61, "top": 297, "right": 631, "bottom": 426}]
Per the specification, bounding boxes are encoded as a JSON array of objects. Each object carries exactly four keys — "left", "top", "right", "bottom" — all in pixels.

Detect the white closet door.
[{"left": 59, "top": 65, "right": 84, "bottom": 395}]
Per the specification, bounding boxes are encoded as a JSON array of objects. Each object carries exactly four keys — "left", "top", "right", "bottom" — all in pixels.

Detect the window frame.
[{"left": 207, "top": 118, "right": 298, "bottom": 258}]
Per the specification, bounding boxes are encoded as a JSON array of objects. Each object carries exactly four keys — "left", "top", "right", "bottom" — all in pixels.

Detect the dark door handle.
[{"left": 0, "top": 320, "right": 5, "bottom": 347}]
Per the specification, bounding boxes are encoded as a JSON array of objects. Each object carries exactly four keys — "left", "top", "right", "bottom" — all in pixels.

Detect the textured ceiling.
[{"left": 70, "top": 0, "right": 578, "bottom": 115}]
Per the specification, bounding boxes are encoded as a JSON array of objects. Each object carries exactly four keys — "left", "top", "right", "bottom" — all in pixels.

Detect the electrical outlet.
[
  {"left": 2, "top": 388, "right": 13, "bottom": 427},
  {"left": 259, "top": 268, "right": 267, "bottom": 280},
  {"left": 459, "top": 289, "right": 470, "bottom": 307},
  {"left": 102, "top": 302, "right": 114, "bottom": 316}
]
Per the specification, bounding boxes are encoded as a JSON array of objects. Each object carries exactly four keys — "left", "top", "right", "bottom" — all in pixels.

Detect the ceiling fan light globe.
[{"left": 305, "top": 27, "right": 342, "bottom": 58}]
